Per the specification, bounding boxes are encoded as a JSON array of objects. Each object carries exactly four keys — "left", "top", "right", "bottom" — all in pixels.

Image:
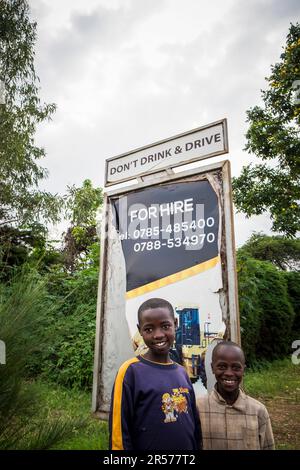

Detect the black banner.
[{"left": 112, "top": 180, "right": 219, "bottom": 293}]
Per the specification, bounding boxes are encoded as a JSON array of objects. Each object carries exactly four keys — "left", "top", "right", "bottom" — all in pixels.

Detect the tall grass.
[
  {"left": 25, "top": 380, "right": 109, "bottom": 450},
  {"left": 0, "top": 267, "right": 85, "bottom": 449}
]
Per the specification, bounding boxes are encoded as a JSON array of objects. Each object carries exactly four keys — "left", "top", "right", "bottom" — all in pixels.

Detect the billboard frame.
[{"left": 92, "top": 159, "right": 240, "bottom": 417}]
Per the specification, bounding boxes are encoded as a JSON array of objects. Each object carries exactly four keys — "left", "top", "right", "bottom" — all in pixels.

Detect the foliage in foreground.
[
  {"left": 24, "top": 380, "right": 108, "bottom": 450},
  {"left": 26, "top": 244, "right": 100, "bottom": 389},
  {"left": 0, "top": 268, "right": 85, "bottom": 449},
  {"left": 237, "top": 253, "right": 298, "bottom": 366}
]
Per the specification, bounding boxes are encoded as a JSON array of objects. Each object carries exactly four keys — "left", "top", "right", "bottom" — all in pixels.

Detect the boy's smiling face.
[
  {"left": 211, "top": 345, "right": 245, "bottom": 399},
  {"left": 138, "top": 307, "right": 177, "bottom": 362}
]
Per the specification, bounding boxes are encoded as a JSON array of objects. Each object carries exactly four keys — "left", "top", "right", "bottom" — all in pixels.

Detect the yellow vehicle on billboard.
[{"left": 173, "top": 306, "right": 219, "bottom": 386}]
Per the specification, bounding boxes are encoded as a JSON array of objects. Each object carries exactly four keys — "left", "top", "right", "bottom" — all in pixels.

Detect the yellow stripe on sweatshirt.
[{"left": 111, "top": 357, "right": 140, "bottom": 450}]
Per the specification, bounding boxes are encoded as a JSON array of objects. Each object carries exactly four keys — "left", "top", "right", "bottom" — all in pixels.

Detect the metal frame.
[
  {"left": 92, "top": 159, "right": 239, "bottom": 415},
  {"left": 92, "top": 195, "right": 109, "bottom": 414},
  {"left": 222, "top": 161, "right": 240, "bottom": 344}
]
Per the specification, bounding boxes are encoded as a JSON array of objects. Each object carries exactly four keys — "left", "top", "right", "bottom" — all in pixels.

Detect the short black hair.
[
  {"left": 137, "top": 298, "right": 174, "bottom": 325},
  {"left": 212, "top": 340, "right": 245, "bottom": 364}
]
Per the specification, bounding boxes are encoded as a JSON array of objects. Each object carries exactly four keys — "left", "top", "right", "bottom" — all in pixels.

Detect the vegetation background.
[{"left": 0, "top": 1, "right": 299, "bottom": 450}]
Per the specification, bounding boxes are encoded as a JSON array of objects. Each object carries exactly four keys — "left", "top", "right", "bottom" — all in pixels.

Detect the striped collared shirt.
[{"left": 197, "top": 387, "right": 275, "bottom": 450}]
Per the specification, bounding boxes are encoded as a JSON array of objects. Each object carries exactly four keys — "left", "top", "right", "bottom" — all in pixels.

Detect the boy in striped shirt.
[{"left": 197, "top": 341, "right": 275, "bottom": 450}]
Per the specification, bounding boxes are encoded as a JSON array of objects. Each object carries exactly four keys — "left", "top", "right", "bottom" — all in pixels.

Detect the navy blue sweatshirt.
[{"left": 109, "top": 355, "right": 201, "bottom": 451}]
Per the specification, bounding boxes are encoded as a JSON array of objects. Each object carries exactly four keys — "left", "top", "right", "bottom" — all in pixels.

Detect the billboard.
[{"left": 92, "top": 160, "right": 239, "bottom": 417}]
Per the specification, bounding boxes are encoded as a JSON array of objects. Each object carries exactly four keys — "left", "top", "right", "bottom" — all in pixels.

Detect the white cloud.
[{"left": 29, "top": 0, "right": 300, "bottom": 244}]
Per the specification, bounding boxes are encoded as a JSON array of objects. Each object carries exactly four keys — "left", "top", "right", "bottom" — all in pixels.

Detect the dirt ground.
[{"left": 262, "top": 397, "right": 300, "bottom": 450}]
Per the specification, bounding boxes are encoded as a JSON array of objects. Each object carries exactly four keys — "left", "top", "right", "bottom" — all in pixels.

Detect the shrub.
[
  {"left": 256, "top": 262, "right": 295, "bottom": 360},
  {"left": 40, "top": 260, "right": 99, "bottom": 389},
  {"left": 237, "top": 255, "right": 295, "bottom": 365},
  {"left": 237, "top": 254, "right": 264, "bottom": 365},
  {"left": 285, "top": 271, "right": 300, "bottom": 341},
  {"left": 0, "top": 267, "right": 84, "bottom": 449}
]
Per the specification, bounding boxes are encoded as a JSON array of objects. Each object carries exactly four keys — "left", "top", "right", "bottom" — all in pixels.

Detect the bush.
[
  {"left": 0, "top": 267, "right": 84, "bottom": 449},
  {"left": 285, "top": 271, "right": 300, "bottom": 340},
  {"left": 237, "top": 254, "right": 264, "bottom": 365},
  {"left": 237, "top": 254, "right": 295, "bottom": 365},
  {"left": 256, "top": 262, "right": 295, "bottom": 360},
  {"left": 41, "top": 303, "right": 96, "bottom": 389},
  {"left": 40, "top": 260, "right": 99, "bottom": 389}
]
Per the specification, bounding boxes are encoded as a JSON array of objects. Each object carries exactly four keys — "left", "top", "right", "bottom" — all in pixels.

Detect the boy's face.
[
  {"left": 138, "top": 307, "right": 177, "bottom": 357},
  {"left": 211, "top": 345, "right": 245, "bottom": 395}
]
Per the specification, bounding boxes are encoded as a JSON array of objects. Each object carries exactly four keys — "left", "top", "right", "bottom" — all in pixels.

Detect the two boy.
[{"left": 109, "top": 298, "right": 274, "bottom": 451}]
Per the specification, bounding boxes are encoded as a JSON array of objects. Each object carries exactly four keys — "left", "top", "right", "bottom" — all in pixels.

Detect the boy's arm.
[
  {"left": 259, "top": 408, "right": 275, "bottom": 450},
  {"left": 109, "top": 364, "right": 136, "bottom": 450}
]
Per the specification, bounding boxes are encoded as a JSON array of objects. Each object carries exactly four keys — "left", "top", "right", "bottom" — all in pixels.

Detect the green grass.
[
  {"left": 23, "top": 358, "right": 299, "bottom": 450},
  {"left": 244, "top": 358, "right": 300, "bottom": 401},
  {"left": 244, "top": 358, "right": 300, "bottom": 450},
  {"left": 24, "top": 380, "right": 108, "bottom": 450}
]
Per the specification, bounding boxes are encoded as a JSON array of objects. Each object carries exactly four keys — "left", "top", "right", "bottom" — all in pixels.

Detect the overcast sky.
[{"left": 29, "top": 0, "right": 300, "bottom": 245}]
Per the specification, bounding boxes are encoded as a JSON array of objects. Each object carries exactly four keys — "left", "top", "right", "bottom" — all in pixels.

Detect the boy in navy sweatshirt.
[{"left": 109, "top": 298, "right": 201, "bottom": 451}]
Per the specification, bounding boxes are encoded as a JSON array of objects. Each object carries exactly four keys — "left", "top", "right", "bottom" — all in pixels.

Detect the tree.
[
  {"left": 0, "top": 0, "right": 61, "bottom": 230},
  {"left": 0, "top": 222, "right": 48, "bottom": 280},
  {"left": 63, "top": 179, "right": 103, "bottom": 271},
  {"left": 233, "top": 23, "right": 300, "bottom": 237},
  {"left": 238, "top": 232, "right": 300, "bottom": 271}
]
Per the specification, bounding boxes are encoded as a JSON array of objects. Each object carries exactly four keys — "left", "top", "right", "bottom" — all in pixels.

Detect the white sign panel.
[{"left": 105, "top": 119, "right": 228, "bottom": 186}]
